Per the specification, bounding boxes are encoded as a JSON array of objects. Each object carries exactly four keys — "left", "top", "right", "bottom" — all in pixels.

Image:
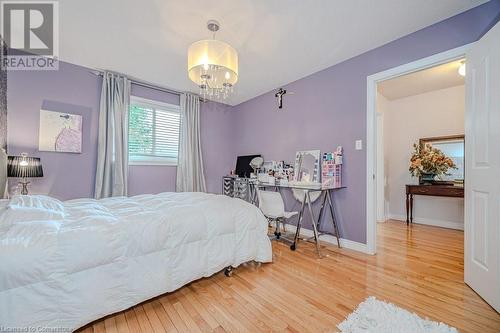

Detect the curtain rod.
[{"left": 89, "top": 69, "right": 204, "bottom": 101}]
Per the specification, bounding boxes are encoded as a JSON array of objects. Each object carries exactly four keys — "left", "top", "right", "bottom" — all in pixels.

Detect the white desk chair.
[{"left": 256, "top": 188, "right": 298, "bottom": 240}]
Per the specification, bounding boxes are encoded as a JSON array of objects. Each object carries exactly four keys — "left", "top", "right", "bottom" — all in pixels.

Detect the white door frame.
[{"left": 365, "top": 44, "right": 472, "bottom": 255}]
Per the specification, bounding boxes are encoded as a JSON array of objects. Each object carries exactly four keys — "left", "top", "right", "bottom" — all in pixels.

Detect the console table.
[{"left": 405, "top": 184, "right": 464, "bottom": 224}]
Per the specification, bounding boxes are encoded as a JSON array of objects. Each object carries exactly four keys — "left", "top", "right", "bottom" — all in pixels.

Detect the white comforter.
[{"left": 0, "top": 192, "right": 272, "bottom": 331}]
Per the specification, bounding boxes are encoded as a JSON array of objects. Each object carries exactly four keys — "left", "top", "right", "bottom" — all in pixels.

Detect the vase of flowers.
[
  {"left": 409, "top": 143, "right": 456, "bottom": 185},
  {"left": 420, "top": 172, "right": 438, "bottom": 183}
]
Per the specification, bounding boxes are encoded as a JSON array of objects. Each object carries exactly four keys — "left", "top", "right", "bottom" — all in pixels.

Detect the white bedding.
[{"left": 0, "top": 192, "right": 272, "bottom": 331}]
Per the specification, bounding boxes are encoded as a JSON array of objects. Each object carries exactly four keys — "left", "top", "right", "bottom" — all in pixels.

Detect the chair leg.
[
  {"left": 273, "top": 219, "right": 282, "bottom": 239},
  {"left": 276, "top": 219, "right": 282, "bottom": 239}
]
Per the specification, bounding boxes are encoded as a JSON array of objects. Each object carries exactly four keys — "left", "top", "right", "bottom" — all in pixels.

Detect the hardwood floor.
[{"left": 77, "top": 221, "right": 500, "bottom": 332}]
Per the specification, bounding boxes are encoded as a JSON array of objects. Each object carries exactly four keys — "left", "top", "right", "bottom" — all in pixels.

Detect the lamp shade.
[
  {"left": 7, "top": 155, "right": 43, "bottom": 178},
  {"left": 188, "top": 39, "right": 238, "bottom": 88}
]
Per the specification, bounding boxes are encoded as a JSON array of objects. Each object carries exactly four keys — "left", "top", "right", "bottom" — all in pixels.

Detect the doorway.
[
  {"left": 376, "top": 59, "right": 465, "bottom": 231},
  {"left": 367, "top": 22, "right": 500, "bottom": 313},
  {"left": 365, "top": 44, "right": 470, "bottom": 255}
]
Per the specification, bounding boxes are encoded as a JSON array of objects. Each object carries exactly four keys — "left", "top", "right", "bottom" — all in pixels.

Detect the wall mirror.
[
  {"left": 419, "top": 135, "right": 464, "bottom": 183},
  {"left": 294, "top": 150, "right": 320, "bottom": 183}
]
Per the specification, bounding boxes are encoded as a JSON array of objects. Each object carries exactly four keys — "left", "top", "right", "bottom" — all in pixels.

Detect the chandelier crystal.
[{"left": 188, "top": 20, "right": 238, "bottom": 100}]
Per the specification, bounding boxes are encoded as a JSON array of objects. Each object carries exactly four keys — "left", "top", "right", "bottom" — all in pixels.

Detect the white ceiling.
[
  {"left": 59, "top": 0, "right": 486, "bottom": 105},
  {"left": 378, "top": 59, "right": 465, "bottom": 100}
]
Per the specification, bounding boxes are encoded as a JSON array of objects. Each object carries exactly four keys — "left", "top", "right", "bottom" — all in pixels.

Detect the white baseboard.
[
  {"left": 279, "top": 224, "right": 370, "bottom": 254},
  {"left": 387, "top": 214, "right": 464, "bottom": 230}
]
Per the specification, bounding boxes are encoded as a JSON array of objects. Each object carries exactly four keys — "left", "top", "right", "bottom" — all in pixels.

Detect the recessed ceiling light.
[{"left": 458, "top": 61, "right": 466, "bottom": 77}]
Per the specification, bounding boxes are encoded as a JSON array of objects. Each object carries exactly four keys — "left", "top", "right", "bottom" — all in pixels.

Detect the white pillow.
[
  {"left": 0, "top": 195, "right": 65, "bottom": 230},
  {"left": 9, "top": 195, "right": 65, "bottom": 212},
  {"left": 0, "top": 199, "right": 9, "bottom": 231},
  {"left": 0, "top": 199, "right": 8, "bottom": 210}
]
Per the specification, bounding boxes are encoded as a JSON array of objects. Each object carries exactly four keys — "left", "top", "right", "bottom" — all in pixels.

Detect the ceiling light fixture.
[
  {"left": 188, "top": 20, "right": 238, "bottom": 100},
  {"left": 458, "top": 61, "right": 466, "bottom": 77}
]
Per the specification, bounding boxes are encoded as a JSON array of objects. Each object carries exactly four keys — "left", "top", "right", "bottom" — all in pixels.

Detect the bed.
[{"left": 0, "top": 192, "right": 272, "bottom": 331}]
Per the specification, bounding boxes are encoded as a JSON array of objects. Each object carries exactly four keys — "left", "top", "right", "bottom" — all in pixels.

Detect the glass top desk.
[{"left": 254, "top": 181, "right": 346, "bottom": 257}]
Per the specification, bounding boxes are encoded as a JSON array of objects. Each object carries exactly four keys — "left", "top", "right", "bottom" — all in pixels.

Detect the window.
[{"left": 128, "top": 96, "right": 181, "bottom": 165}]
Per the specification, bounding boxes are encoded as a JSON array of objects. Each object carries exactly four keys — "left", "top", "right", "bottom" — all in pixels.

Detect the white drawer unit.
[{"left": 222, "top": 176, "right": 253, "bottom": 203}]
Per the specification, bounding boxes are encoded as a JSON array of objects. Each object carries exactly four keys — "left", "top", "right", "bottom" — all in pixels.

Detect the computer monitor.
[{"left": 235, "top": 154, "right": 261, "bottom": 178}]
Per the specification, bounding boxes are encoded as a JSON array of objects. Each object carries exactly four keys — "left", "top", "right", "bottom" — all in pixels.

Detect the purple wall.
[
  {"left": 6, "top": 2, "right": 499, "bottom": 242},
  {"left": 128, "top": 87, "right": 234, "bottom": 196},
  {"left": 7, "top": 62, "right": 234, "bottom": 199},
  {"left": 7, "top": 61, "right": 101, "bottom": 199},
  {"left": 200, "top": 101, "right": 235, "bottom": 194},
  {"left": 230, "top": 1, "right": 500, "bottom": 244}
]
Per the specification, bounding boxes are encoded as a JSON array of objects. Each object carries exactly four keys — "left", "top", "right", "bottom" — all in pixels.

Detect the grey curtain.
[
  {"left": 0, "top": 41, "right": 7, "bottom": 198},
  {"left": 0, "top": 148, "right": 7, "bottom": 199},
  {"left": 0, "top": 40, "right": 7, "bottom": 154},
  {"left": 176, "top": 93, "right": 206, "bottom": 192},
  {"left": 94, "top": 72, "right": 131, "bottom": 199}
]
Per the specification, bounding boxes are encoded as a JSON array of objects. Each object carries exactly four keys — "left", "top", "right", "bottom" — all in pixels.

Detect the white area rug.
[{"left": 338, "top": 297, "right": 458, "bottom": 333}]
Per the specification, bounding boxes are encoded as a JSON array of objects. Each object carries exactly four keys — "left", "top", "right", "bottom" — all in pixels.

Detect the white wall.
[
  {"left": 376, "top": 93, "right": 389, "bottom": 222},
  {"left": 379, "top": 85, "right": 465, "bottom": 230}
]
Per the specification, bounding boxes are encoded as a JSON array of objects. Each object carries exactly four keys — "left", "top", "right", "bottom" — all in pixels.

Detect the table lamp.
[
  {"left": 250, "top": 156, "right": 264, "bottom": 177},
  {"left": 7, "top": 153, "right": 43, "bottom": 195}
]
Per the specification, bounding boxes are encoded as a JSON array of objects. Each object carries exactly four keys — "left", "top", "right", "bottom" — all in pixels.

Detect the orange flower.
[{"left": 409, "top": 141, "right": 457, "bottom": 177}]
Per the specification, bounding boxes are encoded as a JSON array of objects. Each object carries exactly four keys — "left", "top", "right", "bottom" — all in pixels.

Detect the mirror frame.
[
  {"left": 418, "top": 134, "right": 465, "bottom": 185},
  {"left": 294, "top": 150, "right": 321, "bottom": 183}
]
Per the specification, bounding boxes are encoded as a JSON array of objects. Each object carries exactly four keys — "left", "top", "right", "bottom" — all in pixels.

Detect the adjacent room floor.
[{"left": 78, "top": 221, "right": 500, "bottom": 332}]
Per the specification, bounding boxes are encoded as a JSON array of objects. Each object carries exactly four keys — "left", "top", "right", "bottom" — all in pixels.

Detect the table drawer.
[{"left": 407, "top": 185, "right": 464, "bottom": 197}]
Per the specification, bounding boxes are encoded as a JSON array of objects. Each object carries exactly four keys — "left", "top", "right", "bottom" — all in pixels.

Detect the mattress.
[{"left": 0, "top": 192, "right": 272, "bottom": 331}]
